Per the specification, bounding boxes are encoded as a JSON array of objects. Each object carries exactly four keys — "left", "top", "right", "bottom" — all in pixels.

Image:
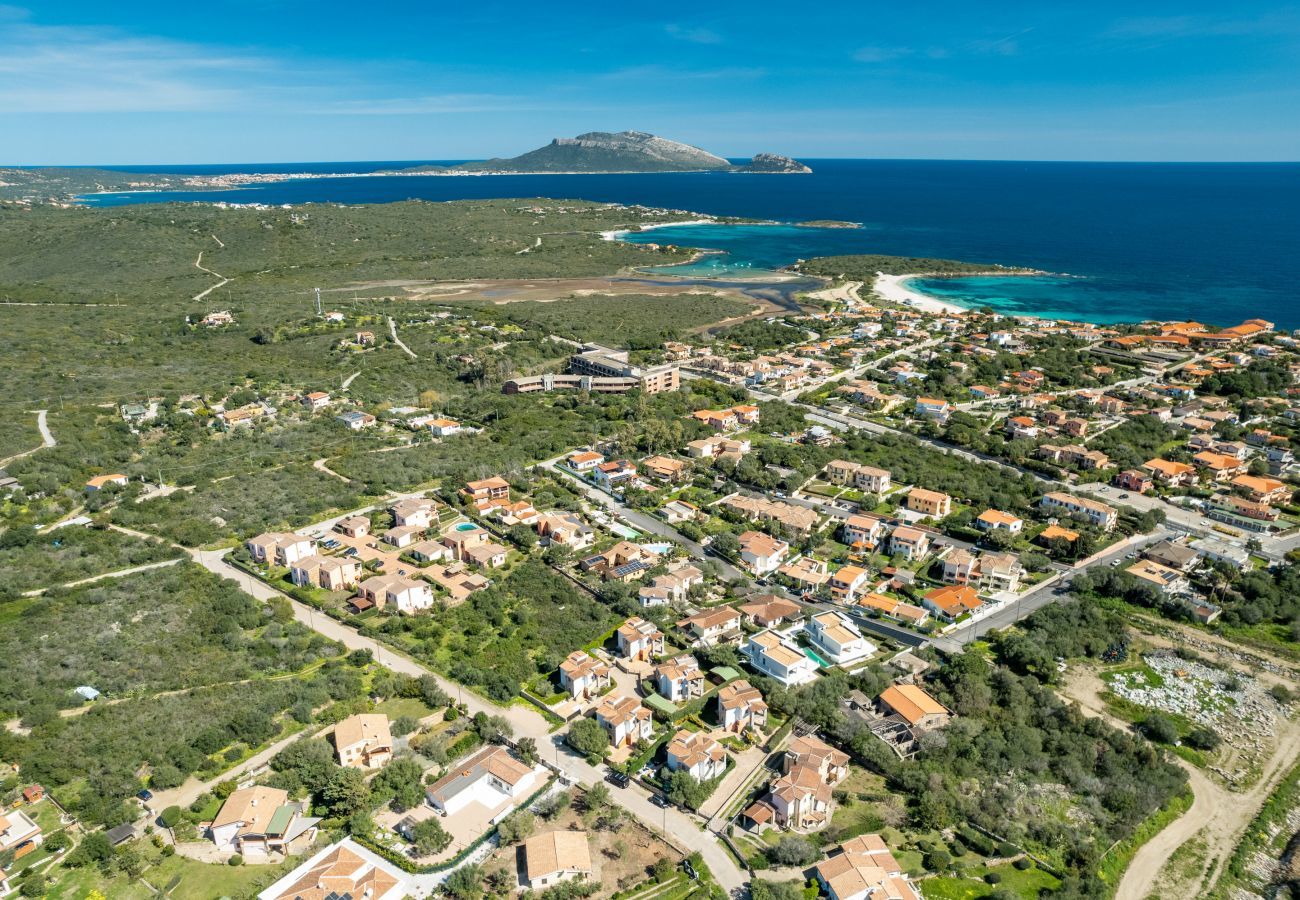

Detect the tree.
[
  {"left": 375, "top": 757, "right": 425, "bottom": 811},
  {"left": 1141, "top": 713, "right": 1180, "bottom": 745},
  {"left": 391, "top": 715, "right": 421, "bottom": 738},
  {"left": 410, "top": 817, "right": 452, "bottom": 856},
  {"left": 322, "top": 767, "right": 371, "bottom": 817},
  {"left": 651, "top": 857, "right": 677, "bottom": 883},
  {"left": 19, "top": 872, "right": 46, "bottom": 897},
  {"left": 472, "top": 712, "right": 513, "bottom": 744},
  {"left": 516, "top": 737, "right": 538, "bottom": 764},
  {"left": 565, "top": 718, "right": 609, "bottom": 757},
  {"left": 443, "top": 862, "right": 484, "bottom": 900},
  {"left": 496, "top": 810, "right": 535, "bottom": 844},
  {"left": 767, "top": 835, "right": 818, "bottom": 867},
  {"left": 750, "top": 880, "right": 803, "bottom": 900},
  {"left": 417, "top": 675, "right": 450, "bottom": 709},
  {"left": 159, "top": 806, "right": 182, "bottom": 828}
]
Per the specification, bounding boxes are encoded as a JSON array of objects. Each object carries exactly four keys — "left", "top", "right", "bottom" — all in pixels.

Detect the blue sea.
[{"left": 79, "top": 159, "right": 1300, "bottom": 329}]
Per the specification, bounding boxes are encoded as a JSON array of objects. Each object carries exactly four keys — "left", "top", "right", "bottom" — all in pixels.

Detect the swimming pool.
[{"left": 454, "top": 522, "right": 481, "bottom": 532}]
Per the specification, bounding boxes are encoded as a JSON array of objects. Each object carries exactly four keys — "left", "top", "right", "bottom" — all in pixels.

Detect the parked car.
[{"left": 606, "top": 771, "right": 630, "bottom": 788}]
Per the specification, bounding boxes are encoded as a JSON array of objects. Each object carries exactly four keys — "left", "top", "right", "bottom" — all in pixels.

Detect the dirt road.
[{"left": 1063, "top": 668, "right": 1300, "bottom": 900}]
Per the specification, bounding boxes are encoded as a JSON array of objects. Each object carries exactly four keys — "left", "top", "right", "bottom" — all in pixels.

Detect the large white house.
[
  {"left": 357, "top": 574, "right": 434, "bottom": 614},
  {"left": 425, "top": 746, "right": 538, "bottom": 816},
  {"left": 665, "top": 729, "right": 727, "bottom": 781},
  {"left": 209, "top": 786, "right": 318, "bottom": 858},
  {"left": 744, "top": 629, "right": 818, "bottom": 686},
  {"left": 804, "top": 611, "right": 876, "bottom": 666}
]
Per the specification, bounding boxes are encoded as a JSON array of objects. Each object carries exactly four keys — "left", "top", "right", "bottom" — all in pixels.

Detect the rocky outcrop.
[
  {"left": 457, "top": 130, "right": 732, "bottom": 173},
  {"left": 736, "top": 153, "right": 813, "bottom": 174}
]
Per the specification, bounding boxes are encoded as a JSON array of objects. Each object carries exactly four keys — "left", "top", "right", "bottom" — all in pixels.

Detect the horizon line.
[{"left": 7, "top": 156, "right": 1300, "bottom": 169}]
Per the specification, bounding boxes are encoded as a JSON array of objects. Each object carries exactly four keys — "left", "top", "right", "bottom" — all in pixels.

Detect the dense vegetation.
[
  {"left": 797, "top": 254, "right": 1030, "bottom": 279},
  {"left": 360, "top": 559, "right": 619, "bottom": 702},
  {"left": 0, "top": 564, "right": 350, "bottom": 826},
  {"left": 766, "top": 644, "right": 1186, "bottom": 896},
  {"left": 0, "top": 523, "right": 182, "bottom": 594}
]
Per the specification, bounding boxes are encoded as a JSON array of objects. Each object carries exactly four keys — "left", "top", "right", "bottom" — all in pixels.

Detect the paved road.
[
  {"left": 931, "top": 527, "right": 1172, "bottom": 653},
  {"left": 387, "top": 316, "right": 418, "bottom": 359},
  {"left": 187, "top": 546, "right": 748, "bottom": 894}
]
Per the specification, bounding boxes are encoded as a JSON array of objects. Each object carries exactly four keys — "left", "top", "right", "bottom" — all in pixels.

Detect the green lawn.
[
  {"left": 372, "top": 696, "right": 437, "bottom": 720},
  {"left": 42, "top": 840, "right": 303, "bottom": 899}
]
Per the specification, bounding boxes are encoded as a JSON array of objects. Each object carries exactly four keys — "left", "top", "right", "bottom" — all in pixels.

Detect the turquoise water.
[
  {"left": 80, "top": 160, "right": 1300, "bottom": 329},
  {"left": 454, "top": 522, "right": 480, "bottom": 532}
]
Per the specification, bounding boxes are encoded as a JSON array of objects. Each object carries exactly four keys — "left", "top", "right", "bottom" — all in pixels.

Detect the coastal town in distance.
[{"left": 2, "top": 5, "right": 1300, "bottom": 900}]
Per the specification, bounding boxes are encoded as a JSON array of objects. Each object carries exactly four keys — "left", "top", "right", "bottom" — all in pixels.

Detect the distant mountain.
[
  {"left": 440, "top": 131, "right": 811, "bottom": 175},
  {"left": 455, "top": 131, "right": 731, "bottom": 173}
]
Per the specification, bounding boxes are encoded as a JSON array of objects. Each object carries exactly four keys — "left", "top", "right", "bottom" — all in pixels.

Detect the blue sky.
[{"left": 3, "top": 1, "right": 1298, "bottom": 164}]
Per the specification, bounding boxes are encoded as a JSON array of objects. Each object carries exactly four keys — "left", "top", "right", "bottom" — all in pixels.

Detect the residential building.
[
  {"left": 723, "top": 495, "right": 821, "bottom": 536},
  {"left": 824, "top": 460, "right": 892, "bottom": 494},
  {"left": 1127, "top": 559, "right": 1190, "bottom": 594},
  {"left": 0, "top": 808, "right": 41, "bottom": 858},
  {"left": 841, "top": 514, "right": 885, "bottom": 552},
  {"left": 384, "top": 525, "right": 423, "bottom": 549},
  {"left": 717, "top": 680, "right": 769, "bottom": 733},
  {"left": 877, "top": 684, "right": 951, "bottom": 730},
  {"left": 336, "top": 515, "right": 370, "bottom": 538},
  {"left": 592, "top": 459, "right": 637, "bottom": 489},
  {"left": 85, "top": 473, "right": 129, "bottom": 491},
  {"left": 745, "top": 629, "right": 818, "bottom": 686},
  {"left": 856, "top": 593, "right": 930, "bottom": 627},
  {"left": 665, "top": 730, "right": 727, "bottom": 781},
  {"left": 615, "top": 617, "right": 665, "bottom": 661},
  {"left": 461, "top": 476, "right": 510, "bottom": 503},
  {"left": 290, "top": 555, "right": 361, "bottom": 592},
  {"left": 778, "top": 556, "right": 831, "bottom": 592},
  {"left": 595, "top": 694, "right": 654, "bottom": 747},
  {"left": 523, "top": 831, "right": 592, "bottom": 891},
  {"left": 660, "top": 499, "right": 701, "bottom": 523},
  {"left": 676, "top": 607, "right": 742, "bottom": 646},
  {"left": 737, "top": 530, "right": 790, "bottom": 575},
  {"left": 888, "top": 526, "right": 931, "bottom": 561},
  {"left": 905, "top": 488, "right": 952, "bottom": 519},
  {"left": 537, "top": 512, "right": 594, "bottom": 549},
  {"left": 356, "top": 574, "right": 434, "bottom": 614},
  {"left": 914, "top": 397, "right": 951, "bottom": 422},
  {"left": 334, "top": 714, "right": 393, "bottom": 770},
  {"left": 301, "top": 391, "right": 331, "bottom": 410},
  {"left": 567, "top": 450, "right": 604, "bottom": 471},
  {"left": 1193, "top": 451, "right": 1247, "bottom": 480},
  {"left": 637, "top": 565, "right": 703, "bottom": 607},
  {"left": 1231, "top": 474, "right": 1292, "bottom": 504},
  {"left": 247, "top": 532, "right": 316, "bottom": 567},
  {"left": 805, "top": 611, "right": 876, "bottom": 665},
  {"left": 1114, "top": 469, "right": 1154, "bottom": 494},
  {"left": 641, "top": 455, "right": 690, "bottom": 482},
  {"left": 828, "top": 565, "right": 870, "bottom": 602},
  {"left": 257, "top": 840, "right": 408, "bottom": 900},
  {"left": 425, "top": 746, "right": 537, "bottom": 815},
  {"left": 738, "top": 596, "right": 803, "bottom": 628},
  {"left": 427, "top": 418, "right": 461, "bottom": 438},
  {"left": 1142, "top": 540, "right": 1202, "bottom": 572},
  {"left": 746, "top": 736, "right": 848, "bottom": 832},
  {"left": 336, "top": 410, "right": 376, "bottom": 431},
  {"left": 974, "top": 509, "right": 1023, "bottom": 534},
  {"left": 814, "top": 835, "right": 919, "bottom": 900},
  {"left": 391, "top": 498, "right": 436, "bottom": 529},
  {"left": 1040, "top": 492, "right": 1118, "bottom": 531},
  {"left": 1143, "top": 458, "right": 1197, "bottom": 487},
  {"left": 655, "top": 656, "right": 705, "bottom": 702},
  {"left": 923, "top": 584, "right": 983, "bottom": 621},
  {"left": 558, "top": 650, "right": 611, "bottom": 700},
  {"left": 580, "top": 541, "right": 659, "bottom": 582},
  {"left": 209, "top": 786, "right": 317, "bottom": 858}
]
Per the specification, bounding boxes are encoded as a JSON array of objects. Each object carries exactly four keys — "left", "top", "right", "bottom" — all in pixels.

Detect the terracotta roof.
[
  {"left": 334, "top": 714, "right": 392, "bottom": 754},
  {"left": 267, "top": 844, "right": 403, "bottom": 900},
  {"left": 524, "top": 831, "right": 592, "bottom": 881},
  {"left": 878, "top": 684, "right": 949, "bottom": 726}
]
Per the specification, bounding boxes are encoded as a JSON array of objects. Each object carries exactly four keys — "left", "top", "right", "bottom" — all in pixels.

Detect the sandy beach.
[
  {"left": 872, "top": 273, "right": 968, "bottom": 314},
  {"left": 598, "top": 218, "right": 719, "bottom": 241}
]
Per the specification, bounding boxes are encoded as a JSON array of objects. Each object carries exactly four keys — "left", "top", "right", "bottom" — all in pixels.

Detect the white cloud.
[
  {"left": 853, "top": 46, "right": 913, "bottom": 63},
  {"left": 665, "top": 23, "right": 723, "bottom": 45}
]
